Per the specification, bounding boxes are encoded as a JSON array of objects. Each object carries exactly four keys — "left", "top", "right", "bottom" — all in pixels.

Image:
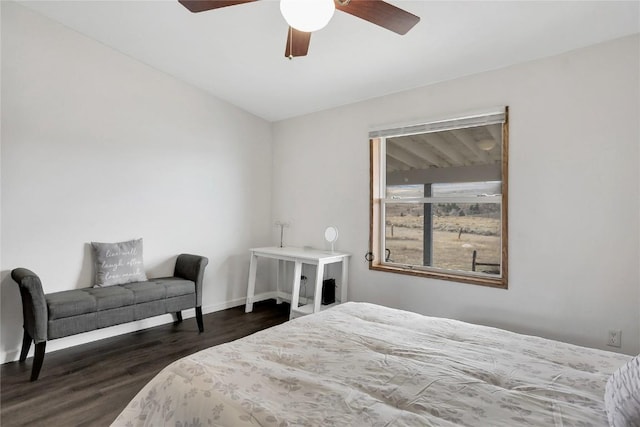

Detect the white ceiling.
[{"left": 18, "top": 0, "right": 640, "bottom": 122}]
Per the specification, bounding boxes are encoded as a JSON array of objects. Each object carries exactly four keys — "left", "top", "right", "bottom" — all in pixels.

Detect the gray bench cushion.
[
  {"left": 86, "top": 286, "right": 134, "bottom": 310},
  {"left": 46, "top": 290, "right": 96, "bottom": 320},
  {"left": 46, "top": 280, "right": 195, "bottom": 321},
  {"left": 154, "top": 278, "right": 196, "bottom": 298},
  {"left": 123, "top": 281, "right": 166, "bottom": 303}
]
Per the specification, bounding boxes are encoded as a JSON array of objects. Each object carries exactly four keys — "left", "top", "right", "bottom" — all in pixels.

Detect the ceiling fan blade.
[
  {"left": 285, "top": 27, "right": 311, "bottom": 58},
  {"left": 178, "top": 0, "right": 258, "bottom": 13},
  {"left": 335, "top": 0, "right": 420, "bottom": 35}
]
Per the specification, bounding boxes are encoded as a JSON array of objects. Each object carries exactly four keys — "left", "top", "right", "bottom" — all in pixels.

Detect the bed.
[{"left": 112, "top": 302, "right": 635, "bottom": 426}]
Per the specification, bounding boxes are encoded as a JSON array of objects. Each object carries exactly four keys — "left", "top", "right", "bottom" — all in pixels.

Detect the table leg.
[
  {"left": 276, "top": 259, "right": 283, "bottom": 304},
  {"left": 341, "top": 257, "right": 349, "bottom": 303},
  {"left": 313, "top": 261, "right": 325, "bottom": 314},
  {"left": 245, "top": 253, "right": 258, "bottom": 313},
  {"left": 289, "top": 261, "right": 303, "bottom": 320}
]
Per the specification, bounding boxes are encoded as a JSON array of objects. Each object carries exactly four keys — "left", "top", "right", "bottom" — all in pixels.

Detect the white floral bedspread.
[{"left": 112, "top": 302, "right": 630, "bottom": 427}]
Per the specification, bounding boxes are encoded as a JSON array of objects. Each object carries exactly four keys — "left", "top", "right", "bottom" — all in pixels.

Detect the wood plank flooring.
[{"left": 1, "top": 300, "right": 289, "bottom": 427}]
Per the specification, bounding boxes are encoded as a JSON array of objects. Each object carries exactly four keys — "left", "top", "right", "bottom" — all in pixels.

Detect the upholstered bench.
[{"left": 11, "top": 253, "right": 208, "bottom": 381}]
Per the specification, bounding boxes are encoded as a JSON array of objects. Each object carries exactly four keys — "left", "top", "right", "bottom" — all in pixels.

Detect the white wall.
[
  {"left": 272, "top": 35, "right": 640, "bottom": 355},
  {"left": 0, "top": 2, "right": 273, "bottom": 362}
]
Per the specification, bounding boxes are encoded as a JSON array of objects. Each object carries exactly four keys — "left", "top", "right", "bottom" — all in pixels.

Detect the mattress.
[{"left": 112, "top": 302, "right": 630, "bottom": 426}]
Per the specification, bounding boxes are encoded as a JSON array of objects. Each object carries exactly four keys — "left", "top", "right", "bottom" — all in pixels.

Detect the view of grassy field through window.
[{"left": 384, "top": 185, "right": 501, "bottom": 274}]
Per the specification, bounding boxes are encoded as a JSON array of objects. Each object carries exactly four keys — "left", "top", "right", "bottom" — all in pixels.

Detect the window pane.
[
  {"left": 386, "top": 184, "right": 423, "bottom": 199},
  {"left": 384, "top": 203, "right": 424, "bottom": 266},
  {"left": 384, "top": 201, "right": 501, "bottom": 275},
  {"left": 432, "top": 203, "right": 501, "bottom": 273},
  {"left": 432, "top": 181, "right": 501, "bottom": 198}
]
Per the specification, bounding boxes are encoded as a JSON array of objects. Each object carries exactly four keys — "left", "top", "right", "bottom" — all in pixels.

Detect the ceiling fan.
[{"left": 178, "top": 0, "right": 420, "bottom": 59}]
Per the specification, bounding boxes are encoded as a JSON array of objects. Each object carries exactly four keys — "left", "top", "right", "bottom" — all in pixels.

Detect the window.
[{"left": 369, "top": 108, "right": 508, "bottom": 288}]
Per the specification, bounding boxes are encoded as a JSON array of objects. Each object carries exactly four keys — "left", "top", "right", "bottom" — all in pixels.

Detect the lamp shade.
[{"left": 280, "top": 0, "right": 335, "bottom": 32}]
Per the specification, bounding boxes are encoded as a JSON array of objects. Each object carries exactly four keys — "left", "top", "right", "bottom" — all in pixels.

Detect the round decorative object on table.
[{"left": 325, "top": 226, "right": 339, "bottom": 252}]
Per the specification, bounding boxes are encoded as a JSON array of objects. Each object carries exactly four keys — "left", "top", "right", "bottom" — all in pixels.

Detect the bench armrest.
[
  {"left": 11, "top": 268, "right": 48, "bottom": 343},
  {"left": 174, "top": 254, "right": 208, "bottom": 307}
]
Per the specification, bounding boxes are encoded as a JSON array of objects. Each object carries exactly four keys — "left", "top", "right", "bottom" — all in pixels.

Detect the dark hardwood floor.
[{"left": 1, "top": 300, "right": 289, "bottom": 427}]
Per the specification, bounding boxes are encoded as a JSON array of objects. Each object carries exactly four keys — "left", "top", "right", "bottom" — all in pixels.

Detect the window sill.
[{"left": 369, "top": 263, "right": 507, "bottom": 289}]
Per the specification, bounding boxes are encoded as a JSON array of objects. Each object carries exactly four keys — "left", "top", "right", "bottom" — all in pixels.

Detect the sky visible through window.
[{"left": 387, "top": 181, "right": 501, "bottom": 198}]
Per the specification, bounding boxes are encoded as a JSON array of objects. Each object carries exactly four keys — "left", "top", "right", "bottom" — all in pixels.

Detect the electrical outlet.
[{"left": 607, "top": 329, "right": 622, "bottom": 348}]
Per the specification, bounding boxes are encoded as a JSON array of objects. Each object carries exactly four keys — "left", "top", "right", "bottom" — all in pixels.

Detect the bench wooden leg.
[
  {"left": 31, "top": 342, "right": 46, "bottom": 382},
  {"left": 196, "top": 306, "right": 204, "bottom": 333},
  {"left": 175, "top": 311, "right": 183, "bottom": 323},
  {"left": 19, "top": 330, "right": 32, "bottom": 362}
]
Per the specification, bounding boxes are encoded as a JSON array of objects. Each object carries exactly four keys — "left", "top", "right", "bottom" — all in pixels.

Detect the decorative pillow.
[
  {"left": 91, "top": 238, "right": 147, "bottom": 287},
  {"left": 605, "top": 354, "right": 640, "bottom": 427}
]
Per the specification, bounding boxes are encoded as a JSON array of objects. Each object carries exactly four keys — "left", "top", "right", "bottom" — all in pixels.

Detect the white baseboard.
[{"left": 0, "top": 292, "right": 278, "bottom": 364}]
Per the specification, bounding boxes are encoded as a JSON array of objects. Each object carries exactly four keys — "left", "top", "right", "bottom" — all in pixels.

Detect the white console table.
[{"left": 245, "top": 246, "right": 350, "bottom": 319}]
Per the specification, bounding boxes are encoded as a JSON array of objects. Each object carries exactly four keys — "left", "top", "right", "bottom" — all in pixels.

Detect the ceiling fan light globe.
[{"left": 280, "top": 0, "right": 336, "bottom": 32}]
